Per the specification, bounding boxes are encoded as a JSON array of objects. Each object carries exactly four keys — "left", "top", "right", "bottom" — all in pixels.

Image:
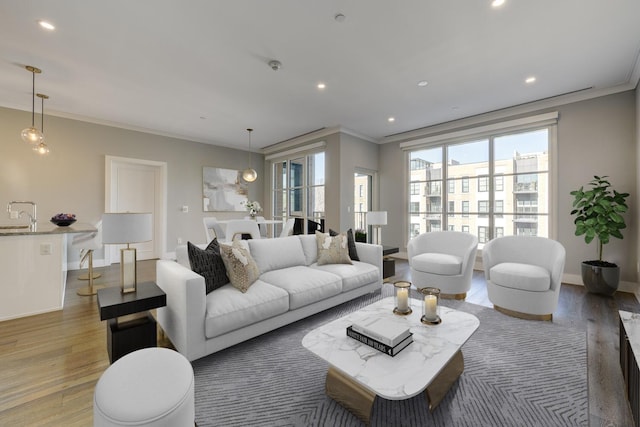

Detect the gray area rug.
[{"left": 192, "top": 285, "right": 587, "bottom": 426}]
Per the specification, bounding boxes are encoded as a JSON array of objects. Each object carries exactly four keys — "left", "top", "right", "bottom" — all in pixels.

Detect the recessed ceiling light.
[
  {"left": 491, "top": 0, "right": 505, "bottom": 7},
  {"left": 317, "top": 83, "right": 326, "bottom": 90},
  {"left": 37, "top": 20, "right": 55, "bottom": 30},
  {"left": 388, "top": 117, "right": 395, "bottom": 123},
  {"left": 525, "top": 76, "right": 537, "bottom": 84},
  {"left": 417, "top": 80, "right": 428, "bottom": 87}
]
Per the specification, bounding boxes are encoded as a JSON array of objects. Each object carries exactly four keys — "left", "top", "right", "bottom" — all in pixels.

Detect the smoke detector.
[{"left": 268, "top": 60, "right": 282, "bottom": 71}]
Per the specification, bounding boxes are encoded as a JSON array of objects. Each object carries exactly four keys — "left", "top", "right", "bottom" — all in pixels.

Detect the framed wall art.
[{"left": 202, "top": 167, "right": 248, "bottom": 212}]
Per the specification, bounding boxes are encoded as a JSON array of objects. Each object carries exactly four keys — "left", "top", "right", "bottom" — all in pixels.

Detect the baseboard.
[{"left": 562, "top": 273, "right": 638, "bottom": 295}]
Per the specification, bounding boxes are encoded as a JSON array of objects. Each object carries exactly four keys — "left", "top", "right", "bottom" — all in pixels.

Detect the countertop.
[{"left": 0, "top": 222, "right": 96, "bottom": 236}]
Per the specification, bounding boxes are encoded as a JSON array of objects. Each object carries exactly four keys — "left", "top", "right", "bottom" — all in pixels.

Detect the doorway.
[{"left": 105, "top": 156, "right": 167, "bottom": 264}]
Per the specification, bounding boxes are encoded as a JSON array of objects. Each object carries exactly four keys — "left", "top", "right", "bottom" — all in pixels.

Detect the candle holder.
[
  {"left": 420, "top": 287, "right": 441, "bottom": 325},
  {"left": 393, "top": 281, "right": 412, "bottom": 315}
]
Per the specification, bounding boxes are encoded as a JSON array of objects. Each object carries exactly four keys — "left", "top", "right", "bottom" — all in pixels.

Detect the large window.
[
  {"left": 406, "top": 121, "right": 553, "bottom": 246},
  {"left": 272, "top": 151, "right": 325, "bottom": 235}
]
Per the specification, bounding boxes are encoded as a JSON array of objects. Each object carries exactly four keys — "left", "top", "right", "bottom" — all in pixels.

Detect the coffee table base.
[{"left": 325, "top": 350, "right": 465, "bottom": 424}]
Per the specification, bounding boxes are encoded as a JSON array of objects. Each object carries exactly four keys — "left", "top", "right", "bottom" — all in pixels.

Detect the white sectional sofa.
[{"left": 156, "top": 234, "right": 382, "bottom": 361}]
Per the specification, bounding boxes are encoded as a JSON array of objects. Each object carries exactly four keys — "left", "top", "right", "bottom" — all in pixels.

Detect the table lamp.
[
  {"left": 102, "top": 212, "right": 152, "bottom": 293},
  {"left": 366, "top": 211, "right": 387, "bottom": 245}
]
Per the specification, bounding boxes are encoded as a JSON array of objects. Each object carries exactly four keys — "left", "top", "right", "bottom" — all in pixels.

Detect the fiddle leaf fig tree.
[{"left": 570, "top": 175, "right": 629, "bottom": 263}]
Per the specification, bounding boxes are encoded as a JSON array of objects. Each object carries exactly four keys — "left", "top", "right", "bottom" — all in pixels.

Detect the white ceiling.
[{"left": 1, "top": 1, "right": 639, "bottom": 150}]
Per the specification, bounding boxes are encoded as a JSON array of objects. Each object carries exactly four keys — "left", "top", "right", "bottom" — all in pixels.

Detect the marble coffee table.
[{"left": 302, "top": 297, "right": 479, "bottom": 424}]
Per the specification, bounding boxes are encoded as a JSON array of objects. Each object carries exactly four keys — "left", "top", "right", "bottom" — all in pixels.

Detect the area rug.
[{"left": 192, "top": 285, "right": 587, "bottom": 426}]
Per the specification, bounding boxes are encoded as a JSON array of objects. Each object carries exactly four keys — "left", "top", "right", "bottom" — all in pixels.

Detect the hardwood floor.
[{"left": 0, "top": 259, "right": 638, "bottom": 426}]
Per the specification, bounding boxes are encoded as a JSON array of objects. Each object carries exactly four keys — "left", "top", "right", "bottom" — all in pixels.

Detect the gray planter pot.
[{"left": 580, "top": 261, "right": 620, "bottom": 296}]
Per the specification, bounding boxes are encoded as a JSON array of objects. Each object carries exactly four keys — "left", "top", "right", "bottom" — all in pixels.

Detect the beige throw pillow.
[
  {"left": 316, "top": 231, "right": 353, "bottom": 266},
  {"left": 220, "top": 241, "right": 260, "bottom": 293}
]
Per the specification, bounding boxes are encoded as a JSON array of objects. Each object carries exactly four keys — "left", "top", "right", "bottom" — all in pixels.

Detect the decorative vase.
[{"left": 581, "top": 261, "right": 620, "bottom": 296}]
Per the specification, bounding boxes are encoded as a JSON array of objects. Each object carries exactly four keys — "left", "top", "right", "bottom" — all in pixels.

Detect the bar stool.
[{"left": 72, "top": 221, "right": 103, "bottom": 296}]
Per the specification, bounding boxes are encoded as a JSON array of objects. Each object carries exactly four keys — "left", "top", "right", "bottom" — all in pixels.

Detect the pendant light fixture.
[
  {"left": 33, "top": 93, "right": 50, "bottom": 155},
  {"left": 242, "top": 128, "right": 258, "bottom": 182},
  {"left": 20, "top": 65, "right": 44, "bottom": 144}
]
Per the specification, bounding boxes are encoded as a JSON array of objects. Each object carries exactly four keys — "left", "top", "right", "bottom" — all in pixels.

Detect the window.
[
  {"left": 478, "top": 200, "right": 489, "bottom": 218},
  {"left": 478, "top": 176, "right": 489, "bottom": 192},
  {"left": 272, "top": 151, "right": 325, "bottom": 235},
  {"left": 462, "top": 225, "right": 469, "bottom": 233},
  {"left": 462, "top": 177, "right": 469, "bottom": 193},
  {"left": 405, "top": 117, "right": 554, "bottom": 245},
  {"left": 462, "top": 201, "right": 469, "bottom": 217},
  {"left": 410, "top": 223, "right": 420, "bottom": 237},
  {"left": 410, "top": 202, "right": 420, "bottom": 213},
  {"left": 448, "top": 225, "right": 455, "bottom": 231},
  {"left": 478, "top": 226, "right": 489, "bottom": 243},
  {"left": 410, "top": 182, "right": 420, "bottom": 195}
]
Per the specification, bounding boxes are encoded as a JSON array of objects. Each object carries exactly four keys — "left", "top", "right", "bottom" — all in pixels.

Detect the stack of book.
[{"left": 347, "top": 317, "right": 413, "bottom": 357}]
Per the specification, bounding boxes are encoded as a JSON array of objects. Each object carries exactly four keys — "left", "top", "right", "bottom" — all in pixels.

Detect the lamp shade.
[
  {"left": 102, "top": 213, "right": 152, "bottom": 244},
  {"left": 366, "top": 211, "right": 387, "bottom": 226}
]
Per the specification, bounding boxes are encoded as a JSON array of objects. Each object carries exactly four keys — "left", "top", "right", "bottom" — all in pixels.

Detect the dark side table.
[
  {"left": 382, "top": 246, "right": 400, "bottom": 280},
  {"left": 97, "top": 282, "right": 166, "bottom": 363}
]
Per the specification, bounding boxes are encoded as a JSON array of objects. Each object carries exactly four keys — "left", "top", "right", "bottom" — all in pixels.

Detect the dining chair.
[
  {"left": 279, "top": 218, "right": 295, "bottom": 238},
  {"left": 203, "top": 217, "right": 226, "bottom": 243},
  {"left": 223, "top": 219, "right": 261, "bottom": 242}
]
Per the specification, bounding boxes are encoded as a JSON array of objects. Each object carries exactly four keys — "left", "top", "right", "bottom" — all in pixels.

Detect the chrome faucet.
[{"left": 7, "top": 201, "right": 37, "bottom": 231}]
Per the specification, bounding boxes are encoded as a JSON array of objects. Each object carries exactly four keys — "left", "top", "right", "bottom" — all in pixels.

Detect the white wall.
[{"left": 0, "top": 106, "right": 264, "bottom": 264}]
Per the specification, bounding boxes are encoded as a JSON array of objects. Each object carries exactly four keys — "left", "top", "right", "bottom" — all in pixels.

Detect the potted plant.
[
  {"left": 355, "top": 229, "right": 367, "bottom": 243},
  {"left": 570, "top": 175, "right": 629, "bottom": 295}
]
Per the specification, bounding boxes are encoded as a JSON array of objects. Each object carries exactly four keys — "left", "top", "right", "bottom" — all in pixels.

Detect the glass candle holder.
[
  {"left": 393, "top": 281, "right": 412, "bottom": 315},
  {"left": 420, "top": 287, "right": 441, "bottom": 325}
]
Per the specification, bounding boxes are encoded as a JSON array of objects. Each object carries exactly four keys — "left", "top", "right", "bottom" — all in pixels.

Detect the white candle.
[
  {"left": 424, "top": 295, "right": 437, "bottom": 319},
  {"left": 397, "top": 288, "right": 409, "bottom": 311}
]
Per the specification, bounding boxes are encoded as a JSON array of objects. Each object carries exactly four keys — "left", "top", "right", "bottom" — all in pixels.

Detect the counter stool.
[
  {"left": 94, "top": 347, "right": 195, "bottom": 426},
  {"left": 73, "top": 220, "right": 103, "bottom": 296}
]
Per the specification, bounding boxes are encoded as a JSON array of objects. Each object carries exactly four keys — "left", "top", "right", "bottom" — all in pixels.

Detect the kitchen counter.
[
  {"left": 0, "top": 222, "right": 96, "bottom": 236},
  {"left": 0, "top": 222, "right": 97, "bottom": 322}
]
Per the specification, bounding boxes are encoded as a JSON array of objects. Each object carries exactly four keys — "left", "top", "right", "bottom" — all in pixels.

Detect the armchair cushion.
[
  {"left": 411, "top": 253, "right": 462, "bottom": 276},
  {"left": 490, "top": 262, "right": 550, "bottom": 292}
]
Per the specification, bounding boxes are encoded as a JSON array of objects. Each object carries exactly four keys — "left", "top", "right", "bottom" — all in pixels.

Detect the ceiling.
[{"left": 1, "top": 1, "right": 639, "bottom": 151}]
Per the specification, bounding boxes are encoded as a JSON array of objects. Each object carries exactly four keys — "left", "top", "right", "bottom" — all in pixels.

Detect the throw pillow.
[
  {"left": 187, "top": 240, "right": 229, "bottom": 294},
  {"left": 316, "top": 231, "right": 353, "bottom": 266},
  {"left": 220, "top": 240, "right": 260, "bottom": 293},
  {"left": 329, "top": 228, "right": 360, "bottom": 261}
]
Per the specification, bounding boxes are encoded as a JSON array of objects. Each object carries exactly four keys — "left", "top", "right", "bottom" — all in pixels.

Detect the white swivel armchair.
[
  {"left": 203, "top": 217, "right": 226, "bottom": 243},
  {"left": 407, "top": 231, "right": 478, "bottom": 299},
  {"left": 482, "top": 236, "right": 566, "bottom": 321}
]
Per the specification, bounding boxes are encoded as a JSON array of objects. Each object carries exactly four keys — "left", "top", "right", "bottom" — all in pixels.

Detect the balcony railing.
[{"left": 514, "top": 182, "right": 538, "bottom": 193}]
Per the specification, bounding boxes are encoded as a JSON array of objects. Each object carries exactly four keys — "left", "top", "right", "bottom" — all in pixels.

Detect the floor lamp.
[
  {"left": 366, "top": 211, "right": 387, "bottom": 246},
  {"left": 102, "top": 212, "right": 152, "bottom": 294}
]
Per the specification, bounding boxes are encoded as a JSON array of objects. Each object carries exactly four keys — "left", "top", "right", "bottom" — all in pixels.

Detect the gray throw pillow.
[
  {"left": 329, "top": 228, "right": 360, "bottom": 261},
  {"left": 187, "top": 239, "right": 229, "bottom": 294}
]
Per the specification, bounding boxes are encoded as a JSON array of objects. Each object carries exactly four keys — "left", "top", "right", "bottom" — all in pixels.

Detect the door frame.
[{"left": 105, "top": 155, "right": 167, "bottom": 265}]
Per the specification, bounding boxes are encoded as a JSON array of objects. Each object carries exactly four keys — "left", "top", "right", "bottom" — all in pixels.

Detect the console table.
[
  {"left": 97, "top": 282, "right": 166, "bottom": 363},
  {"left": 620, "top": 310, "right": 640, "bottom": 427}
]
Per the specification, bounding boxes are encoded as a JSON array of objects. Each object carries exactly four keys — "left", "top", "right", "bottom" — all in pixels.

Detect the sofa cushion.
[
  {"left": 187, "top": 240, "right": 229, "bottom": 294},
  {"left": 220, "top": 241, "right": 260, "bottom": 293},
  {"left": 329, "top": 228, "right": 359, "bottom": 261},
  {"left": 316, "top": 231, "right": 352, "bottom": 266},
  {"left": 412, "top": 252, "right": 462, "bottom": 276},
  {"left": 299, "top": 235, "right": 318, "bottom": 266},
  {"left": 490, "top": 262, "right": 551, "bottom": 292},
  {"left": 204, "top": 281, "right": 289, "bottom": 338},
  {"left": 311, "top": 261, "right": 379, "bottom": 292},
  {"left": 260, "top": 266, "right": 342, "bottom": 310},
  {"left": 248, "top": 236, "right": 306, "bottom": 274}
]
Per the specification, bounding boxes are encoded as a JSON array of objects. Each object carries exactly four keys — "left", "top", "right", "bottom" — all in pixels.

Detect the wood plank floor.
[{"left": 0, "top": 259, "right": 638, "bottom": 426}]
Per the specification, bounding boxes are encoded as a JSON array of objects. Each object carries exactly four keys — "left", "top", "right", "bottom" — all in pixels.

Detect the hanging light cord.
[
  {"left": 30, "top": 70, "right": 35, "bottom": 127},
  {"left": 247, "top": 128, "right": 253, "bottom": 169}
]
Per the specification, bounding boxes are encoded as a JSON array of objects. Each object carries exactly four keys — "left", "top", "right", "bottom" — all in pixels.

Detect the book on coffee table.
[
  {"left": 346, "top": 326, "right": 413, "bottom": 357},
  {"left": 351, "top": 317, "right": 411, "bottom": 347}
]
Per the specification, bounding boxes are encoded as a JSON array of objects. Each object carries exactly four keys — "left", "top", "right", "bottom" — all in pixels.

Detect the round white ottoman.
[{"left": 94, "top": 348, "right": 195, "bottom": 426}]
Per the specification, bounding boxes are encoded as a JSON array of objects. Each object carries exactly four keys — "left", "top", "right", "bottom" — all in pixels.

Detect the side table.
[
  {"left": 97, "top": 282, "right": 167, "bottom": 363},
  {"left": 382, "top": 246, "right": 400, "bottom": 280}
]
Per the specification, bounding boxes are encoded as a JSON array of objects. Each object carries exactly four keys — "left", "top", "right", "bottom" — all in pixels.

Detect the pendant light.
[
  {"left": 20, "top": 65, "right": 44, "bottom": 144},
  {"left": 242, "top": 128, "right": 258, "bottom": 182},
  {"left": 33, "top": 93, "right": 50, "bottom": 155}
]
